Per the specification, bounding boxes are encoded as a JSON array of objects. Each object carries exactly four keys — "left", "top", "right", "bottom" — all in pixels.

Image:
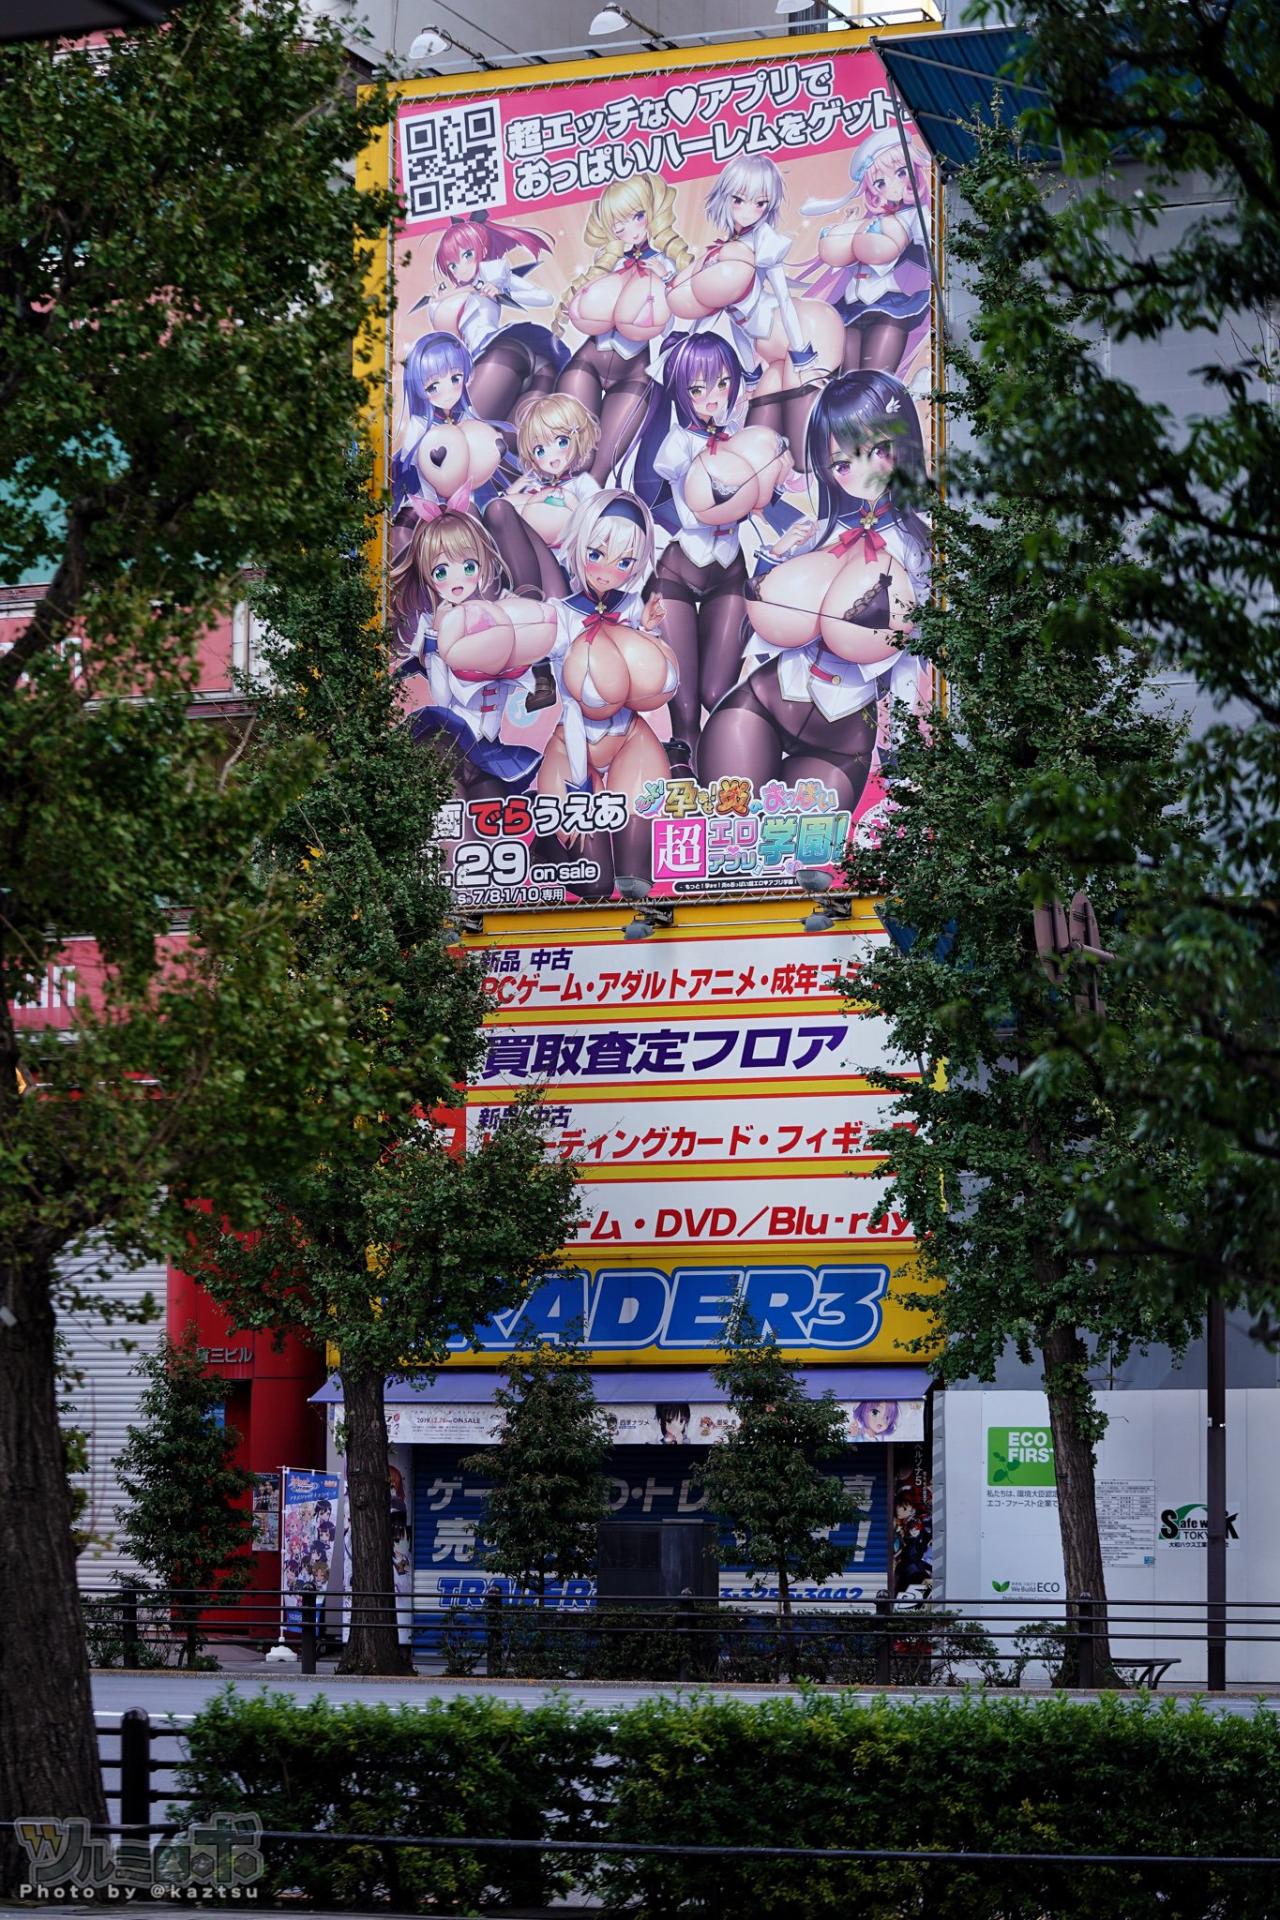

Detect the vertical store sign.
[
  {"left": 454, "top": 909, "right": 934, "bottom": 1364},
  {"left": 377, "top": 39, "right": 936, "bottom": 906}
]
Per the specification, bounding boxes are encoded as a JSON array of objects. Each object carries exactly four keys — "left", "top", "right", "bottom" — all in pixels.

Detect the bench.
[{"left": 1115, "top": 1657, "right": 1180, "bottom": 1690}]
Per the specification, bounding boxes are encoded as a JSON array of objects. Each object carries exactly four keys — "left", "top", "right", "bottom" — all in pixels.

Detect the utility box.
[{"left": 597, "top": 1518, "right": 719, "bottom": 1603}]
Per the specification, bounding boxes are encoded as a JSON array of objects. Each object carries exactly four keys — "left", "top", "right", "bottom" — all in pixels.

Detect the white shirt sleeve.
[
  {"left": 653, "top": 428, "right": 701, "bottom": 537},
  {"left": 427, "top": 651, "right": 451, "bottom": 710},
  {"left": 478, "top": 257, "right": 554, "bottom": 311},
  {"left": 567, "top": 472, "right": 601, "bottom": 505}
]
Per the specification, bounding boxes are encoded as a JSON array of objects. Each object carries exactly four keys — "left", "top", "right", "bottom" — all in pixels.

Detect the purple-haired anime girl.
[
  {"left": 634, "top": 332, "right": 790, "bottom": 770},
  {"left": 392, "top": 331, "right": 504, "bottom": 515},
  {"left": 853, "top": 1399, "right": 899, "bottom": 1438}
]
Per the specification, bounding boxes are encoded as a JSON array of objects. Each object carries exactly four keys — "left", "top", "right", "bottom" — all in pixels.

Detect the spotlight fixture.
[
  {"left": 447, "top": 911, "right": 485, "bottom": 938},
  {"left": 796, "top": 866, "right": 834, "bottom": 895},
  {"left": 407, "top": 25, "right": 494, "bottom": 69},
  {"left": 589, "top": 7, "right": 674, "bottom": 48},
  {"left": 623, "top": 902, "right": 675, "bottom": 943},
  {"left": 802, "top": 891, "right": 852, "bottom": 934}
]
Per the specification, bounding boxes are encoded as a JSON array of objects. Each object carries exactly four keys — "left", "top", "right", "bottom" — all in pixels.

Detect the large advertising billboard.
[
  {"left": 447, "top": 902, "right": 937, "bottom": 1366},
  {"left": 376, "top": 36, "right": 936, "bottom": 907}
]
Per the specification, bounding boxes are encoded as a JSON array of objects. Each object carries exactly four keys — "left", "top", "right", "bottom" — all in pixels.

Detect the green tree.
[
  {"left": 845, "top": 131, "right": 1198, "bottom": 1674},
  {"left": 703, "top": 1314, "right": 852, "bottom": 1628},
  {"left": 0, "top": 2, "right": 391, "bottom": 1846},
  {"left": 115, "top": 1328, "right": 254, "bottom": 1666},
  {"left": 962, "top": 1, "right": 1280, "bottom": 1322},
  {"left": 189, "top": 493, "right": 582, "bottom": 1673},
  {"left": 465, "top": 1339, "right": 616, "bottom": 1605}
]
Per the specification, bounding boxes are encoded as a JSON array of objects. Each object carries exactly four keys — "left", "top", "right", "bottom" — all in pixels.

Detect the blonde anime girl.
[
  {"left": 554, "top": 174, "right": 693, "bottom": 483},
  {"left": 483, "top": 391, "right": 601, "bottom": 599}
]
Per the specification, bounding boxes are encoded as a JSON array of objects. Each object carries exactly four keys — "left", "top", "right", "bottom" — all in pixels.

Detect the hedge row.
[{"left": 177, "top": 1689, "right": 1280, "bottom": 1916}]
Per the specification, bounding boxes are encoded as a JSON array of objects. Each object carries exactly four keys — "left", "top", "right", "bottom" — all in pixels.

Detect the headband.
[{"left": 601, "top": 497, "right": 649, "bottom": 534}]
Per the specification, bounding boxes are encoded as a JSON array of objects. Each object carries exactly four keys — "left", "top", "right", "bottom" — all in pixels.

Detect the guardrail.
[{"left": 79, "top": 1584, "right": 1280, "bottom": 1689}]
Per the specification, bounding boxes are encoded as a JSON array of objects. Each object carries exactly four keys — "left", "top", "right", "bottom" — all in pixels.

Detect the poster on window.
[
  {"left": 380, "top": 44, "right": 935, "bottom": 905},
  {"left": 251, "top": 1471, "right": 281, "bottom": 1553},
  {"left": 335, "top": 1446, "right": 415, "bottom": 1647}
]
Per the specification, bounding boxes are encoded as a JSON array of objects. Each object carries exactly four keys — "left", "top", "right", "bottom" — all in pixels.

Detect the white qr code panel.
[{"left": 400, "top": 102, "right": 506, "bottom": 223}]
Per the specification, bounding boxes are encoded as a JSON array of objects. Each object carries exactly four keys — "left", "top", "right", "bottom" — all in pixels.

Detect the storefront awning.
[
  {"left": 875, "top": 25, "right": 1060, "bottom": 171},
  {"left": 310, "top": 1365, "right": 933, "bottom": 1406}
]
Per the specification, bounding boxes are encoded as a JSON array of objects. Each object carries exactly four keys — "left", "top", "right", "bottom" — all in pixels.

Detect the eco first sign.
[{"left": 988, "top": 1426, "right": 1056, "bottom": 1489}]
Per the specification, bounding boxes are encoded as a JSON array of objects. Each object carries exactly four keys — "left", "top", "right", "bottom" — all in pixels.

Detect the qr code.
[{"left": 400, "top": 102, "right": 506, "bottom": 223}]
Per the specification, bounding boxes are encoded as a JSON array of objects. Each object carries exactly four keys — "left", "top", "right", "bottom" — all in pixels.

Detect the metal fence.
[{"left": 79, "top": 1583, "right": 1280, "bottom": 1689}]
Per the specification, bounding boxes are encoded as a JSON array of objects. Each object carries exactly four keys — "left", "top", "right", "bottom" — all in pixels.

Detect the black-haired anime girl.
[{"left": 697, "top": 369, "right": 929, "bottom": 813}]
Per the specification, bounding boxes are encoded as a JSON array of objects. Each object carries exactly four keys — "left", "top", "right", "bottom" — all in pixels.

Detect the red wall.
[{"left": 168, "top": 1264, "right": 328, "bottom": 1596}]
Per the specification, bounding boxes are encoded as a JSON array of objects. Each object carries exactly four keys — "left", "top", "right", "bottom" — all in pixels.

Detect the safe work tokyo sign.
[{"left": 454, "top": 907, "right": 934, "bottom": 1365}]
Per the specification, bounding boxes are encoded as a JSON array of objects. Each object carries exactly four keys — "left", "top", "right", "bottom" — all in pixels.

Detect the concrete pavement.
[{"left": 92, "top": 1666, "right": 1280, "bottom": 1718}]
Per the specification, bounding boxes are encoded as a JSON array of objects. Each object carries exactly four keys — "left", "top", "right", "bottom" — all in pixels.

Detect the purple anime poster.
[{"left": 383, "top": 44, "right": 935, "bottom": 906}]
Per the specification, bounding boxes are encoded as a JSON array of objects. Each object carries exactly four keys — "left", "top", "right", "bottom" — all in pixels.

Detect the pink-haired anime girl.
[
  {"left": 414, "top": 211, "right": 567, "bottom": 424},
  {"left": 799, "top": 128, "right": 933, "bottom": 376}
]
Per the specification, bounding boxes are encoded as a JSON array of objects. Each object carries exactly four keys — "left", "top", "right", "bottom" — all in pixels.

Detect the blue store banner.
[{"left": 411, "top": 1442, "right": 888, "bottom": 1612}]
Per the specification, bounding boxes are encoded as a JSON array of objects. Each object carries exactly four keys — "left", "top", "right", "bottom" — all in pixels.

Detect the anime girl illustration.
[
  {"left": 698, "top": 369, "right": 929, "bottom": 812},
  {"left": 392, "top": 332, "right": 506, "bottom": 515},
  {"left": 482, "top": 392, "right": 600, "bottom": 599},
  {"left": 666, "top": 155, "right": 842, "bottom": 451},
  {"left": 536, "top": 491, "right": 675, "bottom": 893},
  {"left": 800, "top": 127, "right": 933, "bottom": 376},
  {"left": 391, "top": 507, "right": 558, "bottom": 797},
  {"left": 852, "top": 1399, "right": 900, "bottom": 1439},
  {"left": 633, "top": 332, "right": 791, "bottom": 771},
  {"left": 554, "top": 174, "right": 693, "bottom": 483},
  {"left": 414, "top": 211, "right": 567, "bottom": 422},
  {"left": 656, "top": 1403, "right": 691, "bottom": 1445}
]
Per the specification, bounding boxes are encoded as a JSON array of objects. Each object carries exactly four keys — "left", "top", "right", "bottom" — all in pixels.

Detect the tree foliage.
[
  {"left": 191, "top": 487, "right": 582, "bottom": 1667},
  {"left": 966, "top": 0, "right": 1280, "bottom": 1319},
  {"left": 466, "top": 1340, "right": 615, "bottom": 1602},
  {"left": 115, "top": 1326, "right": 253, "bottom": 1664},
  {"left": 844, "top": 130, "right": 1198, "bottom": 1649},
  {"left": 0, "top": 0, "right": 394, "bottom": 1840},
  {"left": 702, "top": 1315, "right": 851, "bottom": 1619}
]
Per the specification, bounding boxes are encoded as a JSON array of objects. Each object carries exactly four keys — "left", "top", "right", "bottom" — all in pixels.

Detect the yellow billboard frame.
[{"left": 353, "top": 29, "right": 946, "bottom": 1371}]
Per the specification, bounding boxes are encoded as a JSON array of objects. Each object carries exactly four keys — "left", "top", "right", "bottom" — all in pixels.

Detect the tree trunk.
[
  {"left": 1041, "top": 1323, "right": 1116, "bottom": 1685},
  {"left": 336, "top": 1367, "right": 404, "bottom": 1674},
  {"left": 0, "top": 1251, "right": 106, "bottom": 1892},
  {"left": 777, "top": 1563, "right": 794, "bottom": 1681}
]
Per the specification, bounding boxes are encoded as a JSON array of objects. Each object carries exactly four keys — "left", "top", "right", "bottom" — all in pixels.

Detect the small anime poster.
[
  {"left": 281, "top": 1468, "right": 340, "bottom": 1629},
  {"left": 337, "top": 1447, "right": 414, "bottom": 1646},
  {"left": 892, "top": 1446, "right": 933, "bottom": 1599},
  {"left": 251, "top": 1470, "right": 281, "bottom": 1552},
  {"left": 384, "top": 43, "right": 935, "bottom": 906}
]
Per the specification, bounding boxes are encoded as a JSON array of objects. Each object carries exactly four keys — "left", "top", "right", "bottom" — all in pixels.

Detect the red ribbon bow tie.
[{"left": 831, "top": 523, "right": 886, "bottom": 565}]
